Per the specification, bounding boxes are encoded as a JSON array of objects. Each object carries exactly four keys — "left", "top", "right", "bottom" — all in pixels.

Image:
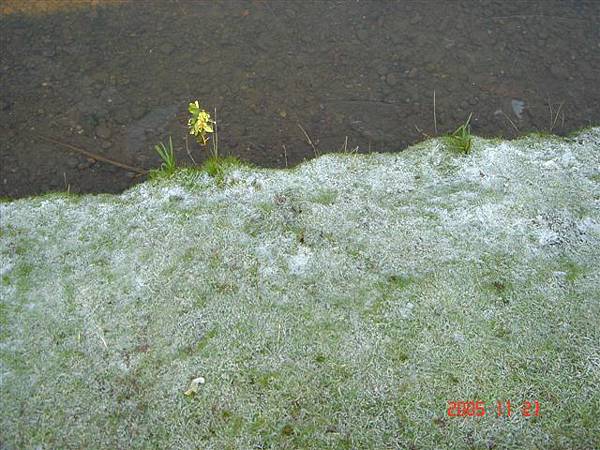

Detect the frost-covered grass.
[{"left": 1, "top": 130, "right": 599, "bottom": 449}]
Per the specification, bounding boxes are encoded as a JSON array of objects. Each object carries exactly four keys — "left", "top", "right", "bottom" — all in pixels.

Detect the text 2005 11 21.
[{"left": 447, "top": 400, "right": 540, "bottom": 417}]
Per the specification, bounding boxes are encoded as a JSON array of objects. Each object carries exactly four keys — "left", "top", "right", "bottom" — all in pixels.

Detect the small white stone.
[{"left": 184, "top": 376, "right": 206, "bottom": 396}]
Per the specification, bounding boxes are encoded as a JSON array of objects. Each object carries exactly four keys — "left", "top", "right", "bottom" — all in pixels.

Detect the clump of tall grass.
[
  {"left": 445, "top": 113, "right": 473, "bottom": 154},
  {"left": 149, "top": 136, "right": 176, "bottom": 179}
]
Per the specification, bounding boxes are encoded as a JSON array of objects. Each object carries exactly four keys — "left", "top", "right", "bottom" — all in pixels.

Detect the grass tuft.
[
  {"left": 444, "top": 113, "right": 473, "bottom": 154},
  {"left": 149, "top": 136, "right": 176, "bottom": 179},
  {"left": 201, "top": 155, "right": 245, "bottom": 182}
]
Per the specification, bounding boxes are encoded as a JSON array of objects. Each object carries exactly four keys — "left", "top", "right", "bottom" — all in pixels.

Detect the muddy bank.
[{"left": 1, "top": 0, "right": 599, "bottom": 198}]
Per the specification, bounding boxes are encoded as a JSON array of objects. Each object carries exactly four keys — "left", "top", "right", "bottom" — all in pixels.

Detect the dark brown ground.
[{"left": 1, "top": 0, "right": 599, "bottom": 198}]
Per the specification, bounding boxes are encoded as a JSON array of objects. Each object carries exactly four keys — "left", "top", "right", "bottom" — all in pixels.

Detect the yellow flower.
[{"left": 188, "top": 101, "right": 214, "bottom": 145}]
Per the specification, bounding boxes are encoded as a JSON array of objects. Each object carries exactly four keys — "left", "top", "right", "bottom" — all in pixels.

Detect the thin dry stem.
[
  {"left": 63, "top": 172, "right": 71, "bottom": 194},
  {"left": 500, "top": 110, "right": 520, "bottom": 133},
  {"left": 213, "top": 107, "right": 219, "bottom": 158},
  {"left": 282, "top": 144, "right": 288, "bottom": 168},
  {"left": 433, "top": 90, "right": 437, "bottom": 135},
  {"left": 38, "top": 134, "right": 148, "bottom": 175},
  {"left": 297, "top": 123, "right": 319, "bottom": 156},
  {"left": 550, "top": 102, "right": 564, "bottom": 132},
  {"left": 185, "top": 135, "right": 197, "bottom": 165},
  {"left": 492, "top": 14, "right": 587, "bottom": 21},
  {"left": 414, "top": 124, "right": 431, "bottom": 139}
]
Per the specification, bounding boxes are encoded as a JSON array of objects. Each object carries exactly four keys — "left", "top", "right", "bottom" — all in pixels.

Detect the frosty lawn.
[{"left": 1, "top": 130, "right": 599, "bottom": 449}]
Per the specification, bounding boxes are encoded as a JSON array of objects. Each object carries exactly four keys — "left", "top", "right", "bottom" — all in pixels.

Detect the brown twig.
[
  {"left": 414, "top": 124, "right": 431, "bottom": 139},
  {"left": 297, "top": 123, "right": 319, "bottom": 156},
  {"left": 492, "top": 15, "right": 588, "bottom": 22},
  {"left": 282, "top": 144, "right": 288, "bottom": 168},
  {"left": 185, "top": 134, "right": 197, "bottom": 165},
  {"left": 37, "top": 134, "right": 148, "bottom": 175},
  {"left": 63, "top": 172, "right": 70, "bottom": 194},
  {"left": 500, "top": 110, "right": 520, "bottom": 133},
  {"left": 550, "top": 102, "right": 564, "bottom": 132},
  {"left": 213, "top": 107, "right": 219, "bottom": 158}
]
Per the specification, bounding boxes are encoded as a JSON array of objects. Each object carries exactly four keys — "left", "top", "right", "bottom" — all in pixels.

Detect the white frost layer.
[{"left": 0, "top": 129, "right": 599, "bottom": 448}]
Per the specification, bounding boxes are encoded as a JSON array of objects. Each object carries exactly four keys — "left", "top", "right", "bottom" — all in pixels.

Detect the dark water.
[{"left": 1, "top": 0, "right": 599, "bottom": 198}]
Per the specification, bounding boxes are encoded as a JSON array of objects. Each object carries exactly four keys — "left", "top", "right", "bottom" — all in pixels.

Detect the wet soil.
[{"left": 1, "top": 0, "right": 599, "bottom": 198}]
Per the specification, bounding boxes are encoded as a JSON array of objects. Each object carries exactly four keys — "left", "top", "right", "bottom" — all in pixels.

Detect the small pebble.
[
  {"left": 95, "top": 124, "right": 112, "bottom": 140},
  {"left": 385, "top": 73, "right": 399, "bottom": 86}
]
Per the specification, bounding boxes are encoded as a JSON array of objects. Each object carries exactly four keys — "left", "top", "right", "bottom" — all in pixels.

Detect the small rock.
[
  {"left": 376, "top": 64, "right": 390, "bottom": 76},
  {"left": 409, "top": 14, "right": 422, "bottom": 25},
  {"left": 113, "top": 108, "right": 130, "bottom": 125},
  {"left": 101, "top": 140, "right": 112, "bottom": 149},
  {"left": 511, "top": 99, "right": 525, "bottom": 119},
  {"left": 550, "top": 64, "right": 570, "bottom": 79},
  {"left": 159, "top": 43, "right": 174, "bottom": 55},
  {"left": 356, "top": 28, "right": 368, "bottom": 42},
  {"left": 560, "top": 151, "right": 575, "bottom": 168},
  {"left": 443, "top": 38, "right": 456, "bottom": 49},
  {"left": 131, "top": 106, "right": 147, "bottom": 120},
  {"left": 385, "top": 72, "right": 399, "bottom": 86},
  {"left": 390, "top": 34, "right": 403, "bottom": 45},
  {"left": 66, "top": 157, "right": 79, "bottom": 169},
  {"left": 425, "top": 63, "right": 437, "bottom": 73},
  {"left": 400, "top": 302, "right": 414, "bottom": 319},
  {"left": 184, "top": 376, "right": 206, "bottom": 396},
  {"left": 95, "top": 124, "right": 112, "bottom": 140},
  {"left": 452, "top": 333, "right": 465, "bottom": 344}
]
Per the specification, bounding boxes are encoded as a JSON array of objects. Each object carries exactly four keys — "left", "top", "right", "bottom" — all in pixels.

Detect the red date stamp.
[{"left": 447, "top": 400, "right": 540, "bottom": 417}]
